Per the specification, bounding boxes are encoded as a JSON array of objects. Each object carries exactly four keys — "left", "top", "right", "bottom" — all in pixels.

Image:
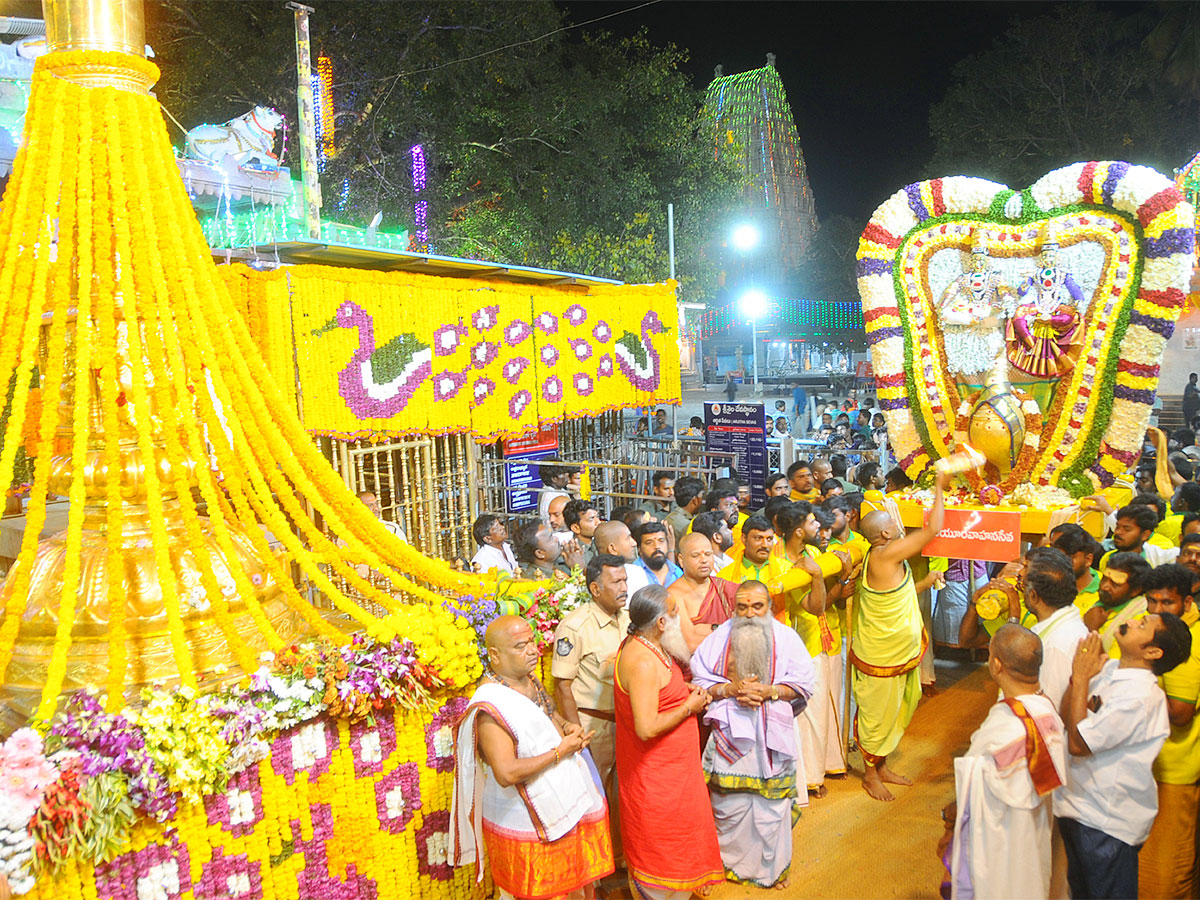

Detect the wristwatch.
[{"left": 770, "top": 686, "right": 780, "bottom": 701}]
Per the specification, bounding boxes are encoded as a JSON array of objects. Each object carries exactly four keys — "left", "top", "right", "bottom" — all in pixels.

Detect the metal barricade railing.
[{"left": 475, "top": 451, "right": 739, "bottom": 524}]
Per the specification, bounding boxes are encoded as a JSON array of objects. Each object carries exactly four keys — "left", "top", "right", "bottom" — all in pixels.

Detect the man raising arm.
[{"left": 852, "top": 467, "right": 949, "bottom": 801}]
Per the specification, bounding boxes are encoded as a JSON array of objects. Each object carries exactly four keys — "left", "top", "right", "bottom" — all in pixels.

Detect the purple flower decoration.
[
  {"left": 573, "top": 372, "right": 595, "bottom": 397},
  {"left": 204, "top": 766, "right": 263, "bottom": 838},
  {"left": 95, "top": 836, "right": 192, "bottom": 900},
  {"left": 535, "top": 311, "right": 559, "bottom": 335},
  {"left": 597, "top": 354, "right": 614, "bottom": 377},
  {"left": 542, "top": 375, "right": 563, "bottom": 403},
  {"left": 433, "top": 369, "right": 467, "bottom": 402},
  {"left": 426, "top": 698, "right": 468, "bottom": 772},
  {"left": 539, "top": 345, "right": 560, "bottom": 367},
  {"left": 271, "top": 717, "right": 337, "bottom": 785},
  {"left": 565, "top": 304, "right": 588, "bottom": 326},
  {"left": 195, "top": 849, "right": 262, "bottom": 900},
  {"left": 509, "top": 389, "right": 533, "bottom": 419},
  {"left": 375, "top": 762, "right": 422, "bottom": 834},
  {"left": 504, "top": 319, "right": 533, "bottom": 346},
  {"left": 470, "top": 340, "right": 499, "bottom": 369},
  {"left": 503, "top": 356, "right": 530, "bottom": 385},
  {"left": 350, "top": 713, "right": 397, "bottom": 778},
  {"left": 416, "top": 809, "right": 454, "bottom": 880},
  {"left": 593, "top": 320, "right": 612, "bottom": 343},
  {"left": 472, "top": 304, "right": 499, "bottom": 332},
  {"left": 293, "top": 803, "right": 377, "bottom": 899},
  {"left": 433, "top": 321, "right": 468, "bottom": 357},
  {"left": 568, "top": 338, "right": 593, "bottom": 361},
  {"left": 470, "top": 376, "right": 496, "bottom": 409}
]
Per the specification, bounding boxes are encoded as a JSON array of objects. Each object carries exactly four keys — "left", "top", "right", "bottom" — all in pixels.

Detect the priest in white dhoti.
[
  {"left": 691, "top": 581, "right": 816, "bottom": 889},
  {"left": 451, "top": 616, "right": 614, "bottom": 900},
  {"left": 941, "top": 624, "right": 1066, "bottom": 900}
]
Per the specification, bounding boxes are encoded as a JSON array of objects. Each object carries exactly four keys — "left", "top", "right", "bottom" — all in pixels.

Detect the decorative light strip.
[
  {"left": 410, "top": 143, "right": 428, "bottom": 250},
  {"left": 688, "top": 297, "right": 863, "bottom": 340},
  {"left": 317, "top": 53, "right": 334, "bottom": 157}
]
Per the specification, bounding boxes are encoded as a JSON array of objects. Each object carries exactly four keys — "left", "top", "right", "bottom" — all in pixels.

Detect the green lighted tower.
[{"left": 704, "top": 54, "right": 818, "bottom": 276}]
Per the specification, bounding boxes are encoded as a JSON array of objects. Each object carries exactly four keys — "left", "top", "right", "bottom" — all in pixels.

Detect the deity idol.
[
  {"left": 1006, "top": 224, "right": 1086, "bottom": 380},
  {"left": 937, "top": 232, "right": 1016, "bottom": 382}
]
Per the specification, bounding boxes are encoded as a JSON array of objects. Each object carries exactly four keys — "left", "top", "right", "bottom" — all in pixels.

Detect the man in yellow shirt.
[
  {"left": 1139, "top": 564, "right": 1200, "bottom": 899},
  {"left": 718, "top": 514, "right": 788, "bottom": 590},
  {"left": 1047, "top": 523, "right": 1103, "bottom": 613},
  {"left": 1157, "top": 483, "right": 1200, "bottom": 546},
  {"left": 1180, "top": 534, "right": 1200, "bottom": 596},
  {"left": 787, "top": 460, "right": 820, "bottom": 503},
  {"left": 1084, "top": 552, "right": 1152, "bottom": 659},
  {"left": 776, "top": 504, "right": 846, "bottom": 796}
]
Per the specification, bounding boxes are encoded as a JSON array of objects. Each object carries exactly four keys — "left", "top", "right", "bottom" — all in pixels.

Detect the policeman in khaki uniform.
[{"left": 552, "top": 553, "right": 631, "bottom": 785}]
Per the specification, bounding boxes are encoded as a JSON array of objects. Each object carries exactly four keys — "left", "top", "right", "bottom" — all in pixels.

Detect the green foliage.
[
  {"left": 927, "top": 4, "right": 1200, "bottom": 187},
  {"left": 148, "top": 2, "right": 743, "bottom": 299},
  {"left": 794, "top": 214, "right": 861, "bottom": 302}
]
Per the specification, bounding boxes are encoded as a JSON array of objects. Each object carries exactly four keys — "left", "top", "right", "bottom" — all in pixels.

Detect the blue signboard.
[
  {"left": 502, "top": 426, "right": 560, "bottom": 514},
  {"left": 704, "top": 402, "right": 768, "bottom": 507},
  {"left": 504, "top": 449, "right": 556, "bottom": 514}
]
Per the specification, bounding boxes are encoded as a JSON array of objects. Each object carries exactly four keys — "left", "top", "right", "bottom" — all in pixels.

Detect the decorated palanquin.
[{"left": 858, "top": 163, "right": 1195, "bottom": 504}]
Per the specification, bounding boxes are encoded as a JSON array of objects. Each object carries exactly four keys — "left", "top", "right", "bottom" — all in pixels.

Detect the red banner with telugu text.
[{"left": 921, "top": 508, "right": 1021, "bottom": 563}]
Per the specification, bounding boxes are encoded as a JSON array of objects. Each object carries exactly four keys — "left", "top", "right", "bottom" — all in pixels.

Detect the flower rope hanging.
[{"left": 0, "top": 48, "right": 548, "bottom": 721}]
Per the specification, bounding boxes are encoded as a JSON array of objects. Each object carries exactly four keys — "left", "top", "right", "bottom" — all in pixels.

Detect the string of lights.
[
  {"left": 410, "top": 143, "right": 428, "bottom": 251},
  {"left": 688, "top": 298, "right": 863, "bottom": 340},
  {"left": 702, "top": 61, "right": 817, "bottom": 269},
  {"left": 317, "top": 53, "right": 335, "bottom": 158}
]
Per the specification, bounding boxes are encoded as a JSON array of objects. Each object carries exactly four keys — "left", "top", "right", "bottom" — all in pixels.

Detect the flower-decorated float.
[{"left": 857, "top": 163, "right": 1195, "bottom": 542}]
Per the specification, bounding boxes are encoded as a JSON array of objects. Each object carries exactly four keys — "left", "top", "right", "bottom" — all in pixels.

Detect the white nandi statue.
[{"left": 184, "top": 106, "right": 284, "bottom": 169}]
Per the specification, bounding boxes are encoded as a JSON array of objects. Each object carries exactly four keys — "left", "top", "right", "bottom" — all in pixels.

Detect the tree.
[
  {"left": 147, "top": 2, "right": 743, "bottom": 300},
  {"left": 927, "top": 4, "right": 1199, "bottom": 187}
]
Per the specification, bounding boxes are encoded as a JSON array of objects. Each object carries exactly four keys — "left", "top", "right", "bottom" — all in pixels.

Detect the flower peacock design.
[
  {"left": 313, "top": 301, "right": 433, "bottom": 419},
  {"left": 613, "top": 310, "right": 668, "bottom": 391}
]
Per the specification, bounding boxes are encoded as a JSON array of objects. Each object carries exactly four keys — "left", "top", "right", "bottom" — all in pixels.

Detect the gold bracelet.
[{"left": 553, "top": 747, "right": 560, "bottom": 765}]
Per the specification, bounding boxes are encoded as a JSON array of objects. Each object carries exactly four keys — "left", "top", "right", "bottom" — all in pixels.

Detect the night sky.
[{"left": 560, "top": 1, "right": 1107, "bottom": 224}]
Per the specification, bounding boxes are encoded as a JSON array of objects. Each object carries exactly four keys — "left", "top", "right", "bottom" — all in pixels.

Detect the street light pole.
[{"left": 750, "top": 318, "right": 759, "bottom": 389}]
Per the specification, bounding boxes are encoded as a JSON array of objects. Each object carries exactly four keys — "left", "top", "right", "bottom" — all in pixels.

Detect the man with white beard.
[
  {"left": 691, "top": 581, "right": 817, "bottom": 889},
  {"left": 615, "top": 586, "right": 724, "bottom": 898}
]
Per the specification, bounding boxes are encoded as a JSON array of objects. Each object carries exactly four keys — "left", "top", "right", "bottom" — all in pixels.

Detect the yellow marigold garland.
[
  {"left": 34, "top": 82, "right": 93, "bottom": 723},
  {"left": 0, "top": 48, "right": 555, "bottom": 717}
]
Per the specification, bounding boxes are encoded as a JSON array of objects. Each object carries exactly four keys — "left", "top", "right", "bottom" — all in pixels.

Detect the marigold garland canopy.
[
  {"left": 0, "top": 48, "right": 542, "bottom": 722},
  {"left": 220, "top": 265, "right": 681, "bottom": 442}
]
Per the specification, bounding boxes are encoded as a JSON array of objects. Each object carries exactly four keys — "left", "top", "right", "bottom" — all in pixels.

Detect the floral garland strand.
[
  {"left": 0, "top": 72, "right": 71, "bottom": 687},
  {"left": 34, "top": 80, "right": 93, "bottom": 723},
  {"left": 97, "top": 88, "right": 130, "bottom": 713},
  {"left": 120, "top": 87, "right": 263, "bottom": 671}
]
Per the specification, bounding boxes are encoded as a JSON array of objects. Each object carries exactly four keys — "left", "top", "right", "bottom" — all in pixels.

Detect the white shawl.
[{"left": 449, "top": 681, "right": 604, "bottom": 881}]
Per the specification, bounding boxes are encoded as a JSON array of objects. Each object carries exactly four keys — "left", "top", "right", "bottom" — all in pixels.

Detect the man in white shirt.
[
  {"left": 691, "top": 510, "right": 735, "bottom": 571},
  {"left": 469, "top": 513, "right": 518, "bottom": 575},
  {"left": 1024, "top": 547, "right": 1089, "bottom": 711},
  {"left": 941, "top": 625, "right": 1067, "bottom": 900},
  {"left": 537, "top": 464, "right": 578, "bottom": 524},
  {"left": 1055, "top": 613, "right": 1193, "bottom": 899},
  {"left": 591, "top": 520, "right": 650, "bottom": 596},
  {"left": 358, "top": 491, "right": 408, "bottom": 543}
]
